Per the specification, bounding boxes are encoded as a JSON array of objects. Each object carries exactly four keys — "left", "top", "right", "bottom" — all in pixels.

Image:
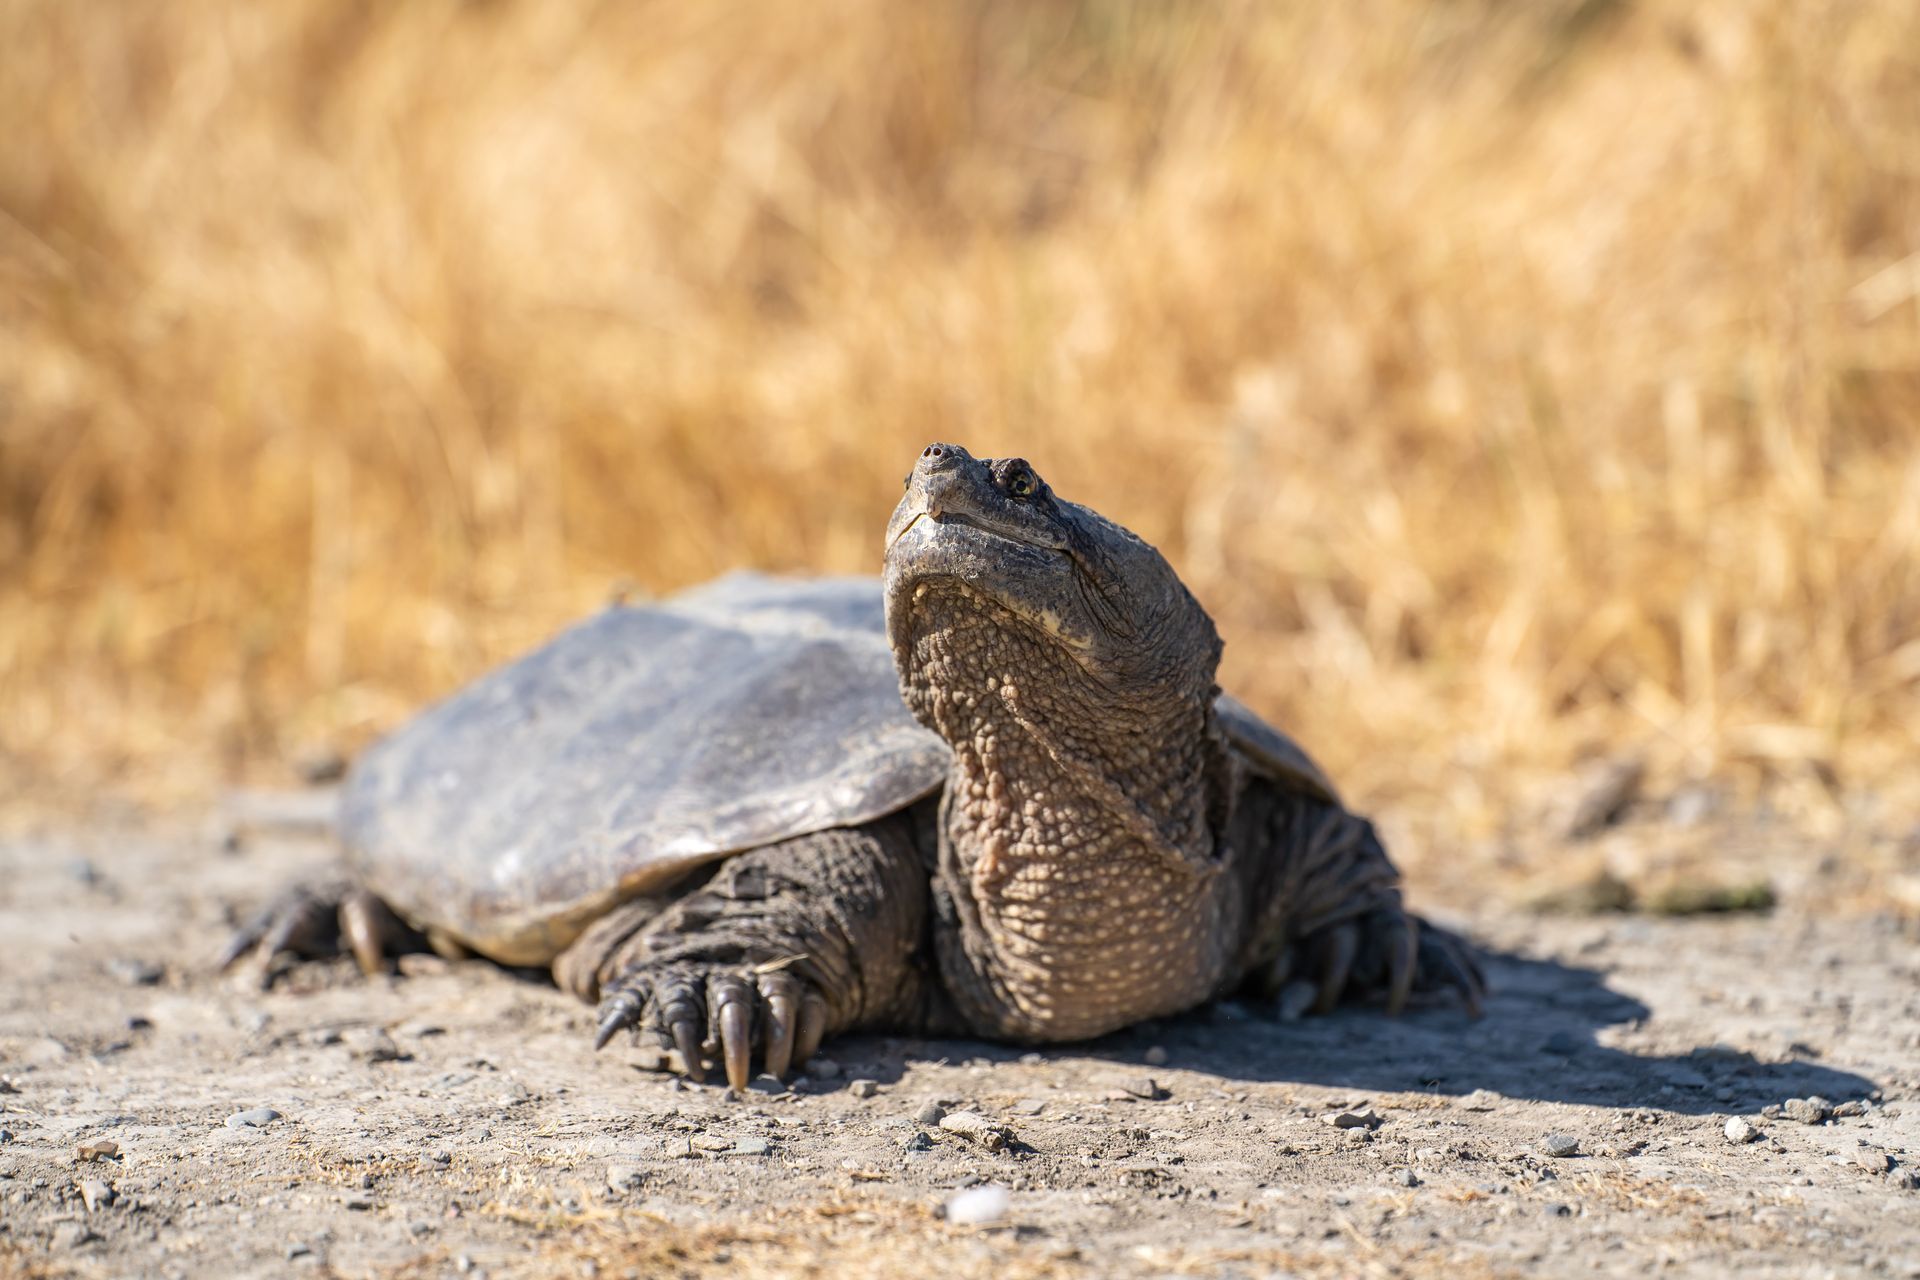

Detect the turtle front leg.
[
  {"left": 581, "top": 806, "right": 951, "bottom": 1090},
  {"left": 1234, "top": 785, "right": 1486, "bottom": 1018},
  {"left": 219, "top": 882, "right": 425, "bottom": 981}
]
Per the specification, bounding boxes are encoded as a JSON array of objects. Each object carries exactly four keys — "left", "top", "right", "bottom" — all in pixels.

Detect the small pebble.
[
  {"left": 225, "top": 1108, "right": 282, "bottom": 1129},
  {"left": 849, "top": 1079, "right": 879, "bottom": 1099},
  {"left": 1783, "top": 1097, "right": 1832, "bottom": 1125},
  {"left": 605, "top": 1163, "right": 643, "bottom": 1193},
  {"left": 75, "top": 1140, "right": 118, "bottom": 1163},
  {"left": 1011, "top": 1098, "right": 1046, "bottom": 1117},
  {"left": 455, "top": 1256, "right": 475, "bottom": 1275},
  {"left": 1542, "top": 1133, "right": 1580, "bottom": 1158},
  {"left": 914, "top": 1101, "right": 946, "bottom": 1126},
  {"left": 428, "top": 1149, "right": 451, "bottom": 1166},
  {"left": 1892, "top": 1169, "right": 1920, "bottom": 1191},
  {"left": 0, "top": 1130, "right": 11, "bottom": 1144},
  {"left": 1545, "top": 1202, "right": 1572, "bottom": 1218},
  {"left": 1831, "top": 1100, "right": 1869, "bottom": 1118},
  {"left": 1855, "top": 1149, "right": 1892, "bottom": 1175},
  {"left": 1724, "top": 1118, "right": 1760, "bottom": 1144},
  {"left": 343, "top": 1194, "right": 373, "bottom": 1211},
  {"left": 1118, "top": 1076, "right": 1164, "bottom": 1101},
  {"left": 732, "top": 1137, "right": 772, "bottom": 1156},
  {"left": 107, "top": 958, "right": 163, "bottom": 987},
  {"left": 747, "top": 1075, "right": 786, "bottom": 1096},
  {"left": 287, "top": 1243, "right": 312, "bottom": 1260},
  {"left": 1325, "top": 1109, "right": 1380, "bottom": 1130},
  {"left": 939, "top": 1111, "right": 1011, "bottom": 1152},
  {"left": 77, "top": 1179, "right": 113, "bottom": 1212},
  {"left": 904, "top": 1132, "right": 934, "bottom": 1153},
  {"left": 1458, "top": 1090, "right": 1500, "bottom": 1112},
  {"left": 1143, "top": 1046, "right": 1169, "bottom": 1067},
  {"left": 56, "top": 1222, "right": 98, "bottom": 1249},
  {"left": 809, "top": 1058, "right": 842, "bottom": 1080},
  {"left": 1393, "top": 1168, "right": 1420, "bottom": 1187},
  {"left": 342, "top": 1028, "right": 403, "bottom": 1063},
  {"left": 945, "top": 1185, "right": 1010, "bottom": 1226}
]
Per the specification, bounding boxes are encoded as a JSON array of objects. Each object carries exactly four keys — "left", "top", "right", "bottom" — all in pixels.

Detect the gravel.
[
  {"left": 1725, "top": 1118, "right": 1761, "bottom": 1144},
  {"left": 1541, "top": 1133, "right": 1580, "bottom": 1158},
  {"left": 945, "top": 1185, "right": 1010, "bottom": 1226},
  {"left": 914, "top": 1100, "right": 946, "bottom": 1126},
  {"left": 1855, "top": 1149, "right": 1893, "bottom": 1175},
  {"left": 848, "top": 1079, "right": 879, "bottom": 1099}
]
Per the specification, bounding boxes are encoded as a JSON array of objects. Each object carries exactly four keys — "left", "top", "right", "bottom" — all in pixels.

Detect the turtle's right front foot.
[
  {"left": 594, "top": 960, "right": 833, "bottom": 1092},
  {"left": 219, "top": 882, "right": 420, "bottom": 983}
]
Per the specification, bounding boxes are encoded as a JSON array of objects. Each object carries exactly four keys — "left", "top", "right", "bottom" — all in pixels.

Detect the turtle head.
[{"left": 883, "top": 442, "right": 1221, "bottom": 726}]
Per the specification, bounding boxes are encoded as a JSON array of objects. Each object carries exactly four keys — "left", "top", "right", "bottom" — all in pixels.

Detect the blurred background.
[{"left": 3, "top": 0, "right": 1917, "bottom": 906}]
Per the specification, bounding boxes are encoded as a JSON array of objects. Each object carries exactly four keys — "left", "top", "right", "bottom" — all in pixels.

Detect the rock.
[
  {"left": 1724, "top": 1118, "right": 1761, "bottom": 1144},
  {"left": 1458, "top": 1090, "right": 1500, "bottom": 1112},
  {"left": 1893, "top": 1169, "right": 1920, "bottom": 1191},
  {"left": 904, "top": 1132, "right": 934, "bottom": 1153},
  {"left": 107, "top": 958, "right": 163, "bottom": 987},
  {"left": 343, "top": 1194, "right": 374, "bottom": 1211},
  {"left": 286, "top": 1243, "right": 312, "bottom": 1260},
  {"left": 848, "top": 1078, "right": 879, "bottom": 1099},
  {"left": 1118, "top": 1076, "right": 1165, "bottom": 1101},
  {"left": 939, "top": 1111, "right": 1011, "bottom": 1152},
  {"left": 1783, "top": 1097, "right": 1832, "bottom": 1125},
  {"left": 292, "top": 743, "right": 348, "bottom": 784},
  {"left": 342, "top": 1028, "right": 403, "bottom": 1063},
  {"left": 225, "top": 1108, "right": 282, "bottom": 1129},
  {"left": 1545, "top": 1202, "right": 1573, "bottom": 1218},
  {"left": 1011, "top": 1098, "right": 1047, "bottom": 1117},
  {"left": 808, "top": 1058, "right": 842, "bottom": 1080},
  {"left": 1541, "top": 1031, "right": 1582, "bottom": 1056},
  {"left": 56, "top": 1222, "right": 99, "bottom": 1249},
  {"left": 945, "top": 1185, "right": 1010, "bottom": 1226},
  {"left": 428, "top": 1149, "right": 451, "bottom": 1166},
  {"left": 1325, "top": 1109, "right": 1380, "bottom": 1130},
  {"left": 732, "top": 1137, "right": 772, "bottom": 1156},
  {"left": 1560, "top": 756, "right": 1644, "bottom": 838},
  {"left": 1541, "top": 1133, "right": 1580, "bottom": 1158},
  {"left": 1855, "top": 1149, "right": 1892, "bottom": 1175},
  {"left": 0, "top": 1130, "right": 11, "bottom": 1144},
  {"left": 747, "top": 1075, "right": 786, "bottom": 1096},
  {"left": 605, "top": 1162, "right": 644, "bottom": 1192},
  {"left": 75, "top": 1140, "right": 118, "bottom": 1162},
  {"left": 1143, "top": 1046, "right": 1169, "bottom": 1067},
  {"left": 1276, "top": 980, "right": 1318, "bottom": 1023},
  {"left": 1831, "top": 1100, "right": 1869, "bottom": 1118},
  {"left": 1393, "top": 1168, "right": 1420, "bottom": 1187},
  {"left": 77, "top": 1178, "right": 113, "bottom": 1212},
  {"left": 914, "top": 1101, "right": 946, "bottom": 1126}
]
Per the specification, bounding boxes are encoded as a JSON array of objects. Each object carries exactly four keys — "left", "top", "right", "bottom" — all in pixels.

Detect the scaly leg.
[{"left": 582, "top": 806, "right": 952, "bottom": 1090}]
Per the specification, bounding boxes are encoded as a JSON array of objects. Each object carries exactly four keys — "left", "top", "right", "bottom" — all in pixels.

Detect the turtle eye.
[{"left": 1006, "top": 471, "right": 1035, "bottom": 499}]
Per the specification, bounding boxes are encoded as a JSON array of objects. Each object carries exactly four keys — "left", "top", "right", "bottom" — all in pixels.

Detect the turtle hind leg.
[
  {"left": 219, "top": 881, "right": 424, "bottom": 984},
  {"left": 587, "top": 809, "right": 945, "bottom": 1091}
]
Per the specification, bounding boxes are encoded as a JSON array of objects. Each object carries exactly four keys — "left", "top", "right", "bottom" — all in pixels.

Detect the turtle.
[{"left": 224, "top": 441, "right": 1483, "bottom": 1089}]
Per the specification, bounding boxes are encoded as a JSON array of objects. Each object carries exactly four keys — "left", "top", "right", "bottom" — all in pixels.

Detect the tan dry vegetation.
[{"left": 2, "top": 0, "right": 1918, "bottom": 883}]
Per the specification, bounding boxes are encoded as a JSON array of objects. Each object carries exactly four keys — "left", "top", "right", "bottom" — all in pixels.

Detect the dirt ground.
[{"left": 2, "top": 806, "right": 1917, "bottom": 1280}]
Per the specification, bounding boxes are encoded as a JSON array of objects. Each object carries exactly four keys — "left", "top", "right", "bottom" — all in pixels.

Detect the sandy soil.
[{"left": 1, "top": 811, "right": 1917, "bottom": 1279}]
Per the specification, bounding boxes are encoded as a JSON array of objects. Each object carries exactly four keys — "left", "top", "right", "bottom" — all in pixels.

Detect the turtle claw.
[
  {"left": 595, "top": 961, "right": 832, "bottom": 1091},
  {"left": 220, "top": 882, "right": 420, "bottom": 983},
  {"left": 1279, "top": 907, "right": 1485, "bottom": 1018}
]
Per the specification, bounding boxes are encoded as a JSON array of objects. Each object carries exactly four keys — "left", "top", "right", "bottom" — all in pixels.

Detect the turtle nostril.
[{"left": 923, "top": 445, "right": 944, "bottom": 459}]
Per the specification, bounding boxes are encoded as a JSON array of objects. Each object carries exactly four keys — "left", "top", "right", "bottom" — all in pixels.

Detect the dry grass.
[{"left": 3, "top": 1, "right": 1918, "bottom": 881}]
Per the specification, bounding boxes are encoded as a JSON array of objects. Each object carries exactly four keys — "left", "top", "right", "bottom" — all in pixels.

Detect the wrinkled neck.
[{"left": 897, "top": 587, "right": 1235, "bottom": 1039}]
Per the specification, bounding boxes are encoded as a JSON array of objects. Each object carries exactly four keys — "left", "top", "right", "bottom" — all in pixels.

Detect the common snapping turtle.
[{"left": 226, "top": 442, "right": 1481, "bottom": 1088}]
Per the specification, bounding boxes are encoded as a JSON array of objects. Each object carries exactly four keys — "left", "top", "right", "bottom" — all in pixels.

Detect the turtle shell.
[{"left": 342, "top": 572, "right": 1338, "bottom": 965}]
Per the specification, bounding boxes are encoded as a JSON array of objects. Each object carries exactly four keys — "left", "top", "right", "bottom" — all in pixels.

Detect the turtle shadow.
[{"left": 848, "top": 945, "right": 1876, "bottom": 1113}]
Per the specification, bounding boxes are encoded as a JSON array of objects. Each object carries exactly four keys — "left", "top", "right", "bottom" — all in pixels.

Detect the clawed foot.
[
  {"left": 593, "top": 961, "right": 831, "bottom": 1091},
  {"left": 1269, "top": 908, "right": 1485, "bottom": 1020},
  {"left": 218, "top": 883, "right": 420, "bottom": 981}
]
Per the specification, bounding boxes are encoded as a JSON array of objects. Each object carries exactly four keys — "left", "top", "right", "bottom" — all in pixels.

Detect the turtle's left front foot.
[
  {"left": 1275, "top": 906, "right": 1485, "bottom": 1019},
  {"left": 219, "top": 881, "right": 421, "bottom": 982}
]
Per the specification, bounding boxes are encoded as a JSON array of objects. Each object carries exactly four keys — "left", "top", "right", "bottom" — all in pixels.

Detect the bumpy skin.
[{"left": 227, "top": 441, "right": 1481, "bottom": 1089}]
